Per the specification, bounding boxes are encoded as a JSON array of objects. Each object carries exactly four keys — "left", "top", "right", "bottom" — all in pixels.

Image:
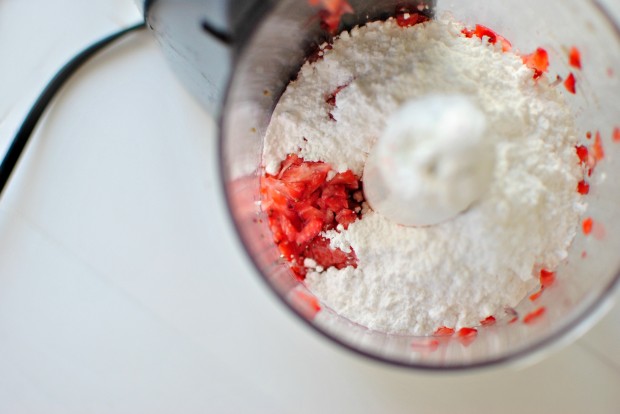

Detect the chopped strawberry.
[
  {"left": 540, "top": 269, "right": 556, "bottom": 288},
  {"left": 529, "top": 289, "right": 543, "bottom": 301},
  {"left": 523, "top": 307, "right": 546, "bottom": 324},
  {"left": 434, "top": 326, "right": 455, "bottom": 336},
  {"left": 480, "top": 316, "right": 496, "bottom": 326},
  {"left": 296, "top": 218, "right": 324, "bottom": 245},
  {"left": 569, "top": 46, "right": 582, "bottom": 69},
  {"left": 261, "top": 154, "right": 362, "bottom": 279},
  {"left": 335, "top": 209, "right": 357, "bottom": 229},
  {"left": 613, "top": 127, "right": 620, "bottom": 143},
  {"left": 329, "top": 170, "right": 359, "bottom": 188},
  {"left": 395, "top": 7, "right": 430, "bottom": 28},
  {"left": 457, "top": 327, "right": 478, "bottom": 346},
  {"left": 313, "top": 0, "right": 353, "bottom": 34},
  {"left": 463, "top": 25, "right": 511, "bottom": 52},
  {"left": 564, "top": 72, "right": 577, "bottom": 94},
  {"left": 457, "top": 327, "right": 478, "bottom": 337},
  {"left": 582, "top": 217, "right": 593, "bottom": 235},
  {"left": 306, "top": 237, "right": 357, "bottom": 270},
  {"left": 575, "top": 145, "right": 588, "bottom": 164},
  {"left": 577, "top": 180, "right": 590, "bottom": 195},
  {"left": 522, "top": 48, "right": 549, "bottom": 79}
]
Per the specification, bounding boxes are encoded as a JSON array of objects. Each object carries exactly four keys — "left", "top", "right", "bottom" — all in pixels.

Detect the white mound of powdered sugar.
[{"left": 262, "top": 17, "right": 584, "bottom": 335}]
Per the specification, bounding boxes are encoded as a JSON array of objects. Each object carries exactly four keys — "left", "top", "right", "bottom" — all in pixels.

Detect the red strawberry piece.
[
  {"left": 476, "top": 25, "right": 512, "bottom": 51},
  {"left": 462, "top": 28, "right": 475, "bottom": 38},
  {"left": 434, "top": 326, "right": 455, "bottom": 336},
  {"left": 569, "top": 46, "right": 582, "bottom": 69},
  {"left": 523, "top": 307, "right": 546, "bottom": 324},
  {"left": 564, "top": 73, "right": 577, "bottom": 94},
  {"left": 613, "top": 127, "right": 620, "bottom": 143},
  {"left": 329, "top": 170, "right": 359, "bottom": 188},
  {"left": 480, "top": 316, "right": 496, "bottom": 326},
  {"left": 278, "top": 214, "right": 300, "bottom": 243},
  {"left": 575, "top": 145, "right": 589, "bottom": 164},
  {"left": 306, "top": 237, "right": 357, "bottom": 270},
  {"left": 395, "top": 7, "right": 430, "bottom": 28},
  {"left": 540, "top": 269, "right": 556, "bottom": 288},
  {"left": 577, "top": 180, "right": 590, "bottom": 195},
  {"left": 296, "top": 218, "right": 324, "bottom": 245},
  {"left": 335, "top": 209, "right": 357, "bottom": 229},
  {"left": 582, "top": 217, "right": 594, "bottom": 235},
  {"left": 529, "top": 289, "right": 543, "bottom": 301},
  {"left": 277, "top": 153, "right": 303, "bottom": 178},
  {"left": 457, "top": 327, "right": 478, "bottom": 337},
  {"left": 522, "top": 48, "right": 549, "bottom": 79},
  {"left": 316, "top": 0, "right": 353, "bottom": 34},
  {"left": 457, "top": 327, "right": 478, "bottom": 346}
]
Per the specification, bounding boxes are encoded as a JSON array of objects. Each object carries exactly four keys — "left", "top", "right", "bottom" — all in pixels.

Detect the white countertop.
[{"left": 1, "top": 1, "right": 619, "bottom": 413}]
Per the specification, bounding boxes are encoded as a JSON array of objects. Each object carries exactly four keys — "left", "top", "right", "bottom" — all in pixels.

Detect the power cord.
[{"left": 0, "top": 22, "right": 146, "bottom": 196}]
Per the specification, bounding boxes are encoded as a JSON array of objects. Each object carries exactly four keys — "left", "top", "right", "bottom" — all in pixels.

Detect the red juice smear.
[
  {"left": 592, "top": 131, "right": 605, "bottom": 161},
  {"left": 523, "top": 307, "right": 546, "bottom": 324}
]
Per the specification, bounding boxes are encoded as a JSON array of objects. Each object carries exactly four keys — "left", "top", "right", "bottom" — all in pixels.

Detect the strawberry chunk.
[
  {"left": 564, "top": 72, "right": 577, "bottom": 94},
  {"left": 577, "top": 180, "right": 590, "bottom": 195},
  {"left": 457, "top": 327, "right": 478, "bottom": 346},
  {"left": 582, "top": 217, "right": 593, "bottom": 235},
  {"left": 395, "top": 7, "right": 430, "bottom": 28},
  {"left": 313, "top": 0, "right": 353, "bottom": 34},
  {"left": 522, "top": 48, "right": 549, "bottom": 79},
  {"left": 575, "top": 145, "right": 589, "bottom": 164},
  {"left": 540, "top": 269, "right": 556, "bottom": 288},
  {"left": 480, "top": 316, "right": 496, "bottom": 326},
  {"left": 463, "top": 25, "right": 512, "bottom": 52},
  {"left": 613, "top": 127, "right": 620, "bottom": 143},
  {"left": 296, "top": 218, "right": 324, "bottom": 245},
  {"left": 329, "top": 170, "right": 359, "bottom": 188},
  {"left": 569, "top": 46, "right": 582, "bottom": 69},
  {"left": 434, "top": 326, "right": 455, "bottom": 336},
  {"left": 335, "top": 209, "right": 357, "bottom": 229},
  {"left": 306, "top": 237, "right": 357, "bottom": 270}
]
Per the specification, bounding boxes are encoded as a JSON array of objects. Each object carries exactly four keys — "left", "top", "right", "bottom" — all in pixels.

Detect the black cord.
[{"left": 0, "top": 21, "right": 146, "bottom": 197}]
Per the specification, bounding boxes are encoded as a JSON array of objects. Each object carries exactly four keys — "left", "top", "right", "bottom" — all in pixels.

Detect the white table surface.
[{"left": 1, "top": 1, "right": 619, "bottom": 413}]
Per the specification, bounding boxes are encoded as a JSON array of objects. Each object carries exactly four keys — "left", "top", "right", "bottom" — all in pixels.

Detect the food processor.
[{"left": 139, "top": 0, "right": 620, "bottom": 369}]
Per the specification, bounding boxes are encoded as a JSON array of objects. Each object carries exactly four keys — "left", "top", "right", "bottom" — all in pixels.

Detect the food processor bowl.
[{"left": 146, "top": 0, "right": 620, "bottom": 369}]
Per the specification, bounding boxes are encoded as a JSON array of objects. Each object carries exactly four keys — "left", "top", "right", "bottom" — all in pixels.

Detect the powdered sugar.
[{"left": 262, "top": 18, "right": 584, "bottom": 335}]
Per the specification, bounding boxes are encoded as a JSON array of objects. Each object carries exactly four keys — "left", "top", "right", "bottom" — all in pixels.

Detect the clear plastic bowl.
[{"left": 167, "top": 0, "right": 620, "bottom": 369}]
